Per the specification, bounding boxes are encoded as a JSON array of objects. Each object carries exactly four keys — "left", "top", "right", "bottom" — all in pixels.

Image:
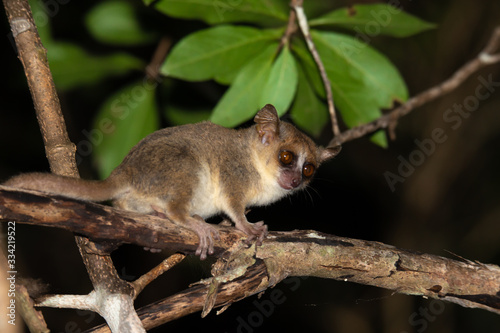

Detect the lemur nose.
[{"left": 291, "top": 177, "right": 301, "bottom": 188}]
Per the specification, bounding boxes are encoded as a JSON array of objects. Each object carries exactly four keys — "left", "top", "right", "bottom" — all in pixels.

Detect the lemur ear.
[
  {"left": 254, "top": 104, "right": 280, "bottom": 146},
  {"left": 319, "top": 145, "right": 342, "bottom": 162}
]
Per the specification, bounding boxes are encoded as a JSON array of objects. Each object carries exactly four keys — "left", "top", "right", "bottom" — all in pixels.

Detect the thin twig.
[
  {"left": 291, "top": 0, "right": 340, "bottom": 138},
  {"left": 482, "top": 26, "right": 500, "bottom": 56},
  {"left": 329, "top": 25, "right": 500, "bottom": 147},
  {"left": 145, "top": 36, "right": 172, "bottom": 82},
  {"left": 132, "top": 253, "right": 186, "bottom": 297},
  {"left": 279, "top": 5, "right": 297, "bottom": 50}
]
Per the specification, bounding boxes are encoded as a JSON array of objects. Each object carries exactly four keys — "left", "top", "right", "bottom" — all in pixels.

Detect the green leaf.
[
  {"left": 210, "top": 44, "right": 278, "bottom": 127},
  {"left": 161, "top": 26, "right": 280, "bottom": 84},
  {"left": 48, "top": 43, "right": 144, "bottom": 90},
  {"left": 290, "top": 65, "right": 328, "bottom": 137},
  {"left": 292, "top": 30, "right": 405, "bottom": 147},
  {"left": 309, "top": 4, "right": 435, "bottom": 38},
  {"left": 86, "top": 0, "right": 156, "bottom": 46},
  {"left": 92, "top": 81, "right": 159, "bottom": 179},
  {"left": 151, "top": 0, "right": 289, "bottom": 26},
  {"left": 291, "top": 39, "right": 326, "bottom": 99},
  {"left": 259, "top": 46, "right": 298, "bottom": 115},
  {"left": 165, "top": 106, "right": 211, "bottom": 125},
  {"left": 370, "top": 130, "right": 388, "bottom": 148},
  {"left": 313, "top": 30, "right": 407, "bottom": 126}
]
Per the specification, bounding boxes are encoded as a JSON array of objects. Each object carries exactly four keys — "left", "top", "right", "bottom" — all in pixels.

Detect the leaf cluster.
[{"left": 31, "top": 0, "right": 434, "bottom": 178}]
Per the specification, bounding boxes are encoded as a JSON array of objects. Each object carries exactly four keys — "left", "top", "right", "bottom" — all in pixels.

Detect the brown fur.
[{"left": 4, "top": 105, "right": 340, "bottom": 259}]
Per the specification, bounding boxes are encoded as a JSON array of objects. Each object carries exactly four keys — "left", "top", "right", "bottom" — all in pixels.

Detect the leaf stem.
[{"left": 291, "top": 0, "right": 341, "bottom": 138}]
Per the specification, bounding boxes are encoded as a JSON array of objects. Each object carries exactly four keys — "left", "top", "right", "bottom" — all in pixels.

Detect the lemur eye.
[
  {"left": 302, "top": 163, "right": 315, "bottom": 178},
  {"left": 279, "top": 151, "right": 294, "bottom": 165}
]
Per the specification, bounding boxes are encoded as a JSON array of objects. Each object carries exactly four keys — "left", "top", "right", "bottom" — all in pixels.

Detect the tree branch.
[
  {"left": 2, "top": 0, "right": 145, "bottom": 331},
  {"left": 0, "top": 186, "right": 241, "bottom": 255},
  {"left": 291, "top": 0, "right": 340, "bottom": 138},
  {"left": 2, "top": 0, "right": 76, "bottom": 176},
  {"left": 37, "top": 294, "right": 97, "bottom": 311},
  {"left": 1, "top": 186, "right": 499, "bottom": 324},
  {"left": 1, "top": 252, "right": 49, "bottom": 332},
  {"left": 329, "top": 25, "right": 500, "bottom": 146},
  {"left": 278, "top": 2, "right": 296, "bottom": 49},
  {"left": 85, "top": 261, "right": 270, "bottom": 333},
  {"left": 131, "top": 253, "right": 186, "bottom": 297}
]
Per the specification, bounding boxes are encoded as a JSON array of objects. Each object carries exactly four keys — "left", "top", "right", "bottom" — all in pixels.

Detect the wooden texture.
[
  {"left": 2, "top": 0, "right": 145, "bottom": 331},
  {"left": 1, "top": 186, "right": 499, "bottom": 322}
]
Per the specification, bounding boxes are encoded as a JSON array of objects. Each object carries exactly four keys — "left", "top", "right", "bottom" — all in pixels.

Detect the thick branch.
[
  {"left": 1, "top": 187, "right": 499, "bottom": 319},
  {"left": 15, "top": 284, "right": 50, "bottom": 333},
  {"left": 88, "top": 231, "right": 500, "bottom": 333},
  {"left": 2, "top": 0, "right": 144, "bottom": 331},
  {"left": 2, "top": 0, "right": 76, "bottom": 176},
  {"left": 85, "top": 261, "right": 270, "bottom": 333},
  {"left": 257, "top": 231, "right": 500, "bottom": 315},
  {"left": 1, "top": 251, "right": 49, "bottom": 332},
  {"left": 0, "top": 186, "right": 238, "bottom": 255}
]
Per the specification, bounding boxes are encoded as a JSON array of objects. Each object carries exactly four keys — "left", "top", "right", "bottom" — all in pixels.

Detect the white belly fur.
[{"left": 189, "top": 159, "right": 290, "bottom": 219}]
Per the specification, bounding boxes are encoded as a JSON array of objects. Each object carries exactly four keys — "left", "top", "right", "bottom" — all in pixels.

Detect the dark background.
[{"left": 1, "top": 0, "right": 500, "bottom": 332}]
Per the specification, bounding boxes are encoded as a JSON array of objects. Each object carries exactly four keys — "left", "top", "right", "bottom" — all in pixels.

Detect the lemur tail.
[{"left": 3, "top": 172, "right": 122, "bottom": 202}]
